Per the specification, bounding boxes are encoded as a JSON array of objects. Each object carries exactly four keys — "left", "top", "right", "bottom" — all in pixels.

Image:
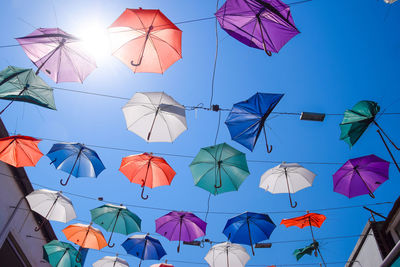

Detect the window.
[{"left": 0, "top": 234, "right": 31, "bottom": 267}]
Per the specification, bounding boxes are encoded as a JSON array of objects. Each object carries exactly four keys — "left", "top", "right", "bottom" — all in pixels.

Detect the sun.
[{"left": 76, "top": 22, "right": 111, "bottom": 62}]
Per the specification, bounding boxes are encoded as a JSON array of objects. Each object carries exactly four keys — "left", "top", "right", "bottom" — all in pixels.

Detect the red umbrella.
[
  {"left": 0, "top": 135, "right": 43, "bottom": 167},
  {"left": 119, "top": 153, "right": 176, "bottom": 199},
  {"left": 108, "top": 8, "right": 182, "bottom": 74}
]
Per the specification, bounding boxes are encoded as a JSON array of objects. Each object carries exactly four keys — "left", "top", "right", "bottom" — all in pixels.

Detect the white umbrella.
[
  {"left": 93, "top": 255, "right": 129, "bottom": 267},
  {"left": 122, "top": 92, "right": 187, "bottom": 142},
  {"left": 259, "top": 162, "right": 316, "bottom": 208},
  {"left": 26, "top": 189, "right": 76, "bottom": 231},
  {"left": 205, "top": 242, "right": 250, "bottom": 267}
]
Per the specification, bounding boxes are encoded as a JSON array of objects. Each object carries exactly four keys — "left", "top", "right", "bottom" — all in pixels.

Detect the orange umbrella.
[
  {"left": 108, "top": 8, "right": 182, "bottom": 74},
  {"left": 281, "top": 212, "right": 327, "bottom": 266},
  {"left": 0, "top": 135, "right": 43, "bottom": 167},
  {"left": 62, "top": 222, "right": 107, "bottom": 262},
  {"left": 119, "top": 153, "right": 176, "bottom": 200}
]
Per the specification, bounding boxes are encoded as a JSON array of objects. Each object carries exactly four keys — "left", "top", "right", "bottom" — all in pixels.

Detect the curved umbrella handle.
[
  {"left": 266, "top": 144, "right": 273, "bottom": 153},
  {"left": 256, "top": 14, "right": 272, "bottom": 57},
  {"left": 131, "top": 59, "right": 143, "bottom": 67},
  {"left": 107, "top": 233, "right": 115, "bottom": 248},
  {"left": 369, "top": 192, "right": 376, "bottom": 199},
  {"left": 290, "top": 200, "right": 298, "bottom": 208},
  {"left": 60, "top": 176, "right": 70, "bottom": 186},
  {"left": 75, "top": 250, "right": 82, "bottom": 263},
  {"left": 264, "top": 50, "right": 272, "bottom": 56},
  {"left": 34, "top": 220, "right": 46, "bottom": 232},
  {"left": 141, "top": 186, "right": 149, "bottom": 200}
]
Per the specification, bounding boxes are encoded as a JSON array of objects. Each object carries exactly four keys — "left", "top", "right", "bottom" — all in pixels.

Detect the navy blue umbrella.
[
  {"left": 225, "top": 93, "right": 284, "bottom": 153},
  {"left": 122, "top": 234, "right": 166, "bottom": 267},
  {"left": 223, "top": 212, "right": 276, "bottom": 255},
  {"left": 47, "top": 142, "right": 105, "bottom": 186}
]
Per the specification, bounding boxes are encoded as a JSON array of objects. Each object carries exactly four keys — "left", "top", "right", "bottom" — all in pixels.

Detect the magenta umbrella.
[
  {"left": 215, "top": 0, "right": 299, "bottom": 56},
  {"left": 333, "top": 154, "right": 390, "bottom": 199},
  {"left": 16, "top": 28, "right": 96, "bottom": 83},
  {"left": 155, "top": 211, "right": 207, "bottom": 253}
]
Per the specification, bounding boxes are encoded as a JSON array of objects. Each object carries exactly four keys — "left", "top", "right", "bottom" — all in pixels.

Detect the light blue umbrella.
[{"left": 47, "top": 142, "right": 105, "bottom": 186}]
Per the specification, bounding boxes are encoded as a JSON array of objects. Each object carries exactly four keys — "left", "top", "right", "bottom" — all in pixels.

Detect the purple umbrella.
[
  {"left": 155, "top": 211, "right": 207, "bottom": 253},
  {"left": 16, "top": 28, "right": 96, "bottom": 83},
  {"left": 215, "top": 0, "right": 299, "bottom": 55},
  {"left": 333, "top": 154, "right": 389, "bottom": 199}
]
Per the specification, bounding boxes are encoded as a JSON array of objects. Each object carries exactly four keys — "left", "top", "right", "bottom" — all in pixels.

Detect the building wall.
[{"left": 351, "top": 228, "right": 383, "bottom": 267}]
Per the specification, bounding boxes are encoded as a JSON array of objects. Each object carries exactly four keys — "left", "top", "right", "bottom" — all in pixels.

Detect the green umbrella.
[
  {"left": 293, "top": 241, "right": 319, "bottom": 261},
  {"left": 43, "top": 240, "right": 81, "bottom": 267},
  {"left": 340, "top": 100, "right": 400, "bottom": 172},
  {"left": 189, "top": 143, "right": 250, "bottom": 195},
  {"left": 0, "top": 66, "right": 56, "bottom": 115},
  {"left": 90, "top": 203, "right": 142, "bottom": 248}
]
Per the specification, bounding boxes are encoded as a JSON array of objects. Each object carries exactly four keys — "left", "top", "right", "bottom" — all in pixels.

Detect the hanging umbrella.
[
  {"left": 223, "top": 212, "right": 276, "bottom": 255},
  {"left": 155, "top": 211, "right": 207, "bottom": 252},
  {"left": 204, "top": 242, "right": 250, "bottom": 267},
  {"left": 384, "top": 0, "right": 398, "bottom": 3},
  {"left": 16, "top": 28, "right": 96, "bottom": 83},
  {"left": 119, "top": 153, "right": 176, "bottom": 199},
  {"left": 62, "top": 223, "right": 107, "bottom": 262},
  {"left": 340, "top": 100, "right": 400, "bottom": 172},
  {"left": 93, "top": 255, "right": 129, "bottom": 267},
  {"left": 259, "top": 162, "right": 316, "bottom": 208},
  {"left": 281, "top": 212, "right": 326, "bottom": 266},
  {"left": 189, "top": 143, "right": 250, "bottom": 195},
  {"left": 225, "top": 93, "right": 284, "bottom": 153},
  {"left": 293, "top": 242, "right": 319, "bottom": 261},
  {"left": 0, "top": 66, "right": 56, "bottom": 115},
  {"left": 26, "top": 189, "right": 76, "bottom": 231},
  {"left": 47, "top": 142, "right": 105, "bottom": 186},
  {"left": 90, "top": 203, "right": 142, "bottom": 247},
  {"left": 333, "top": 154, "right": 389, "bottom": 199},
  {"left": 215, "top": 0, "right": 299, "bottom": 55},
  {"left": 151, "top": 262, "right": 173, "bottom": 267},
  {"left": 0, "top": 135, "right": 43, "bottom": 167},
  {"left": 122, "top": 234, "right": 167, "bottom": 267},
  {"left": 108, "top": 8, "right": 182, "bottom": 73},
  {"left": 43, "top": 240, "right": 82, "bottom": 267},
  {"left": 122, "top": 92, "right": 187, "bottom": 143}
]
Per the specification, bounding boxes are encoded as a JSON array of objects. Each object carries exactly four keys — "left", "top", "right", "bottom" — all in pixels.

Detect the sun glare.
[{"left": 76, "top": 23, "right": 111, "bottom": 62}]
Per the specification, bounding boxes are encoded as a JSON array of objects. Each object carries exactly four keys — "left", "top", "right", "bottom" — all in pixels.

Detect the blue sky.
[{"left": 1, "top": 0, "right": 400, "bottom": 266}]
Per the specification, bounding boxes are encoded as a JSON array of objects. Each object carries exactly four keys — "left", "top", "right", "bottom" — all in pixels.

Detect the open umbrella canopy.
[
  {"left": 189, "top": 143, "right": 250, "bottom": 195},
  {"left": 108, "top": 8, "right": 182, "bottom": 73},
  {"left": 223, "top": 212, "right": 276, "bottom": 255},
  {"left": 225, "top": 93, "right": 284, "bottom": 153},
  {"left": 119, "top": 153, "right": 176, "bottom": 200},
  {"left": 281, "top": 213, "right": 326, "bottom": 229},
  {"left": 47, "top": 142, "right": 106, "bottom": 186},
  {"left": 215, "top": 0, "right": 299, "bottom": 55},
  {"left": 155, "top": 211, "right": 207, "bottom": 252},
  {"left": 90, "top": 203, "right": 142, "bottom": 247},
  {"left": 26, "top": 189, "right": 76, "bottom": 230},
  {"left": 204, "top": 242, "right": 250, "bottom": 267},
  {"left": 43, "top": 240, "right": 82, "bottom": 267},
  {"left": 333, "top": 154, "right": 390, "bottom": 199},
  {"left": 0, "top": 135, "right": 43, "bottom": 167},
  {"left": 259, "top": 162, "right": 316, "bottom": 208},
  {"left": 0, "top": 66, "right": 56, "bottom": 114},
  {"left": 122, "top": 234, "right": 166, "bottom": 267},
  {"left": 16, "top": 28, "right": 96, "bottom": 83},
  {"left": 62, "top": 223, "right": 107, "bottom": 250},
  {"left": 122, "top": 92, "right": 187, "bottom": 143},
  {"left": 93, "top": 256, "right": 129, "bottom": 267}
]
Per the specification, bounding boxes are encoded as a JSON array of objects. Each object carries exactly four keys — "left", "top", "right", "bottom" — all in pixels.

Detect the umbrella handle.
[
  {"left": 256, "top": 14, "right": 272, "bottom": 57},
  {"left": 374, "top": 121, "right": 400, "bottom": 150},
  {"left": 34, "top": 220, "right": 46, "bottom": 232},
  {"left": 290, "top": 200, "right": 298, "bottom": 208},
  {"left": 141, "top": 186, "right": 149, "bottom": 200},
  {"left": 266, "top": 144, "right": 273, "bottom": 153},
  {"left": 107, "top": 234, "right": 115, "bottom": 248},
  {"left": 377, "top": 129, "right": 400, "bottom": 173},
  {"left": 369, "top": 192, "right": 376, "bottom": 199},
  {"left": 60, "top": 176, "right": 70, "bottom": 186},
  {"left": 75, "top": 249, "right": 82, "bottom": 263},
  {"left": 263, "top": 127, "right": 273, "bottom": 153},
  {"left": 131, "top": 26, "right": 153, "bottom": 67}
]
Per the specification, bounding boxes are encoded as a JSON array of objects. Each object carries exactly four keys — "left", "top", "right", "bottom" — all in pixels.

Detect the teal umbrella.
[
  {"left": 43, "top": 240, "right": 81, "bottom": 267},
  {"left": 90, "top": 203, "right": 142, "bottom": 248},
  {"left": 189, "top": 143, "right": 250, "bottom": 195},
  {"left": 0, "top": 66, "right": 56, "bottom": 115}
]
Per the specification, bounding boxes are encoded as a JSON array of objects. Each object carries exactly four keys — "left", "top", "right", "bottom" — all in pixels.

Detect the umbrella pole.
[
  {"left": 60, "top": 148, "right": 83, "bottom": 186},
  {"left": 263, "top": 123, "right": 273, "bottom": 153},
  {"left": 113, "top": 253, "right": 118, "bottom": 267},
  {"left": 177, "top": 216, "right": 183, "bottom": 253},
  {"left": 246, "top": 219, "right": 255, "bottom": 256},
  {"left": 226, "top": 247, "right": 230, "bottom": 267},
  {"left": 34, "top": 195, "right": 60, "bottom": 231},
  {"left": 139, "top": 235, "right": 149, "bottom": 267},
  {"left": 256, "top": 15, "right": 272, "bottom": 56},
  {"left": 131, "top": 26, "right": 153, "bottom": 67},
  {"left": 140, "top": 160, "right": 151, "bottom": 200},
  {"left": 147, "top": 107, "right": 160, "bottom": 141},
  {"left": 35, "top": 40, "right": 66, "bottom": 75},
  {"left": 76, "top": 223, "right": 92, "bottom": 263},
  {"left": 285, "top": 169, "right": 297, "bottom": 208},
  {"left": 377, "top": 129, "right": 400, "bottom": 173},
  {"left": 215, "top": 161, "right": 223, "bottom": 189},
  {"left": 0, "top": 87, "right": 28, "bottom": 115},
  {"left": 354, "top": 168, "right": 375, "bottom": 198},
  {"left": 107, "top": 209, "right": 122, "bottom": 247},
  {"left": 374, "top": 121, "right": 400, "bottom": 150}
]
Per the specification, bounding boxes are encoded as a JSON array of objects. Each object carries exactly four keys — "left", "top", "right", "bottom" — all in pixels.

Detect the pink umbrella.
[
  {"left": 16, "top": 28, "right": 96, "bottom": 83},
  {"left": 155, "top": 211, "right": 207, "bottom": 253}
]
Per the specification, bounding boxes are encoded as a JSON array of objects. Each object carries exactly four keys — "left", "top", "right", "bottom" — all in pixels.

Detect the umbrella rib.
[
  {"left": 259, "top": 18, "right": 278, "bottom": 52},
  {"left": 150, "top": 33, "right": 182, "bottom": 58},
  {"left": 221, "top": 165, "right": 239, "bottom": 190},
  {"left": 157, "top": 111, "right": 175, "bottom": 141},
  {"left": 151, "top": 162, "right": 172, "bottom": 185},
  {"left": 249, "top": 218, "right": 273, "bottom": 240},
  {"left": 126, "top": 110, "right": 156, "bottom": 131},
  {"left": 194, "top": 166, "right": 216, "bottom": 185},
  {"left": 62, "top": 47, "right": 82, "bottom": 83},
  {"left": 148, "top": 36, "right": 164, "bottom": 73}
]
